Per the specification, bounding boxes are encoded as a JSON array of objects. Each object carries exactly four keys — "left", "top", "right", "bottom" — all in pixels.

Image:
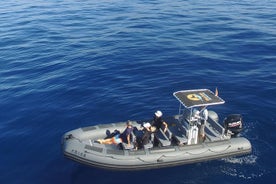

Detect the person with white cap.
[
  {"left": 140, "top": 122, "right": 153, "bottom": 147},
  {"left": 152, "top": 110, "right": 168, "bottom": 132}
]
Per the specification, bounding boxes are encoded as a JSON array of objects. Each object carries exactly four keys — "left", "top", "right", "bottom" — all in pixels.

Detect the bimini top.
[{"left": 173, "top": 89, "right": 225, "bottom": 108}]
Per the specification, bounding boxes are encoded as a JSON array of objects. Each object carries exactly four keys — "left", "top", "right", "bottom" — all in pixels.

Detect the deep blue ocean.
[{"left": 1, "top": 0, "right": 276, "bottom": 183}]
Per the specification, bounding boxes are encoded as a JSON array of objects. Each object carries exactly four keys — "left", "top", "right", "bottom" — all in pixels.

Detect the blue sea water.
[{"left": 1, "top": 0, "right": 276, "bottom": 183}]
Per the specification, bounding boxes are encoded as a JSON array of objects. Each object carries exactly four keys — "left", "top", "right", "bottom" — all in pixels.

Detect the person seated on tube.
[{"left": 97, "top": 121, "right": 133, "bottom": 147}]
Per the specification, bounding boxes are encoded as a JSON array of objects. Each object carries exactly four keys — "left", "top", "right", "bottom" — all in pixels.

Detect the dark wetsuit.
[
  {"left": 152, "top": 116, "right": 165, "bottom": 129},
  {"left": 120, "top": 126, "right": 133, "bottom": 143},
  {"left": 141, "top": 129, "right": 152, "bottom": 145}
]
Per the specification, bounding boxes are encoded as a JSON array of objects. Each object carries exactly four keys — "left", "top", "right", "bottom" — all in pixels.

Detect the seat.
[
  {"left": 143, "top": 135, "right": 154, "bottom": 149},
  {"left": 154, "top": 125, "right": 172, "bottom": 147},
  {"left": 169, "top": 123, "right": 188, "bottom": 145},
  {"left": 132, "top": 126, "right": 155, "bottom": 149}
]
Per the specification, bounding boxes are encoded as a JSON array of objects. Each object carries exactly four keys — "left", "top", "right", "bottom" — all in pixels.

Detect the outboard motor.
[{"left": 223, "top": 114, "right": 243, "bottom": 136}]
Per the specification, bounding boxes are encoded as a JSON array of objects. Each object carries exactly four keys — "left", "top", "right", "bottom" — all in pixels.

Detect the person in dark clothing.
[
  {"left": 120, "top": 121, "right": 134, "bottom": 146},
  {"left": 152, "top": 110, "right": 168, "bottom": 132},
  {"left": 141, "top": 123, "right": 153, "bottom": 145},
  {"left": 97, "top": 121, "right": 133, "bottom": 146},
  {"left": 135, "top": 122, "right": 153, "bottom": 149}
]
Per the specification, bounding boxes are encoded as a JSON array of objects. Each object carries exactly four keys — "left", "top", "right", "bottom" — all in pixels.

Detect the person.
[
  {"left": 135, "top": 122, "right": 154, "bottom": 149},
  {"left": 97, "top": 121, "right": 133, "bottom": 146},
  {"left": 120, "top": 120, "right": 134, "bottom": 147},
  {"left": 141, "top": 122, "right": 153, "bottom": 146},
  {"left": 199, "top": 106, "right": 208, "bottom": 141},
  {"left": 152, "top": 110, "right": 168, "bottom": 132},
  {"left": 201, "top": 107, "right": 208, "bottom": 124},
  {"left": 192, "top": 108, "right": 201, "bottom": 122}
]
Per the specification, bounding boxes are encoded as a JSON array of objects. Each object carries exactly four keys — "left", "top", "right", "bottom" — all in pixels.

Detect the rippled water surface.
[{"left": 1, "top": 0, "right": 276, "bottom": 183}]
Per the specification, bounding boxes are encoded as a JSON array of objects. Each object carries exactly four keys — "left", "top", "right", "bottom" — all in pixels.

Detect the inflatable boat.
[{"left": 62, "top": 89, "right": 252, "bottom": 170}]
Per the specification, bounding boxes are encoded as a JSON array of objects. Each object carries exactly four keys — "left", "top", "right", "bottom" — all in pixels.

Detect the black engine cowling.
[{"left": 224, "top": 114, "right": 243, "bottom": 136}]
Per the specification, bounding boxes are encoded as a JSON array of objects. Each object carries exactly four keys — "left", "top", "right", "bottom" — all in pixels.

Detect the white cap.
[
  {"left": 143, "top": 122, "right": 151, "bottom": 128},
  {"left": 155, "top": 110, "right": 163, "bottom": 118}
]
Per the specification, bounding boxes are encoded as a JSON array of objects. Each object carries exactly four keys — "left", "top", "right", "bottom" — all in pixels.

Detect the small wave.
[
  {"left": 221, "top": 154, "right": 257, "bottom": 165},
  {"left": 220, "top": 166, "right": 264, "bottom": 180},
  {"left": 220, "top": 154, "right": 267, "bottom": 180}
]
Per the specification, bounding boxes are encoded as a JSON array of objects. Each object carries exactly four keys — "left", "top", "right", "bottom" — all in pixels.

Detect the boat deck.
[
  {"left": 77, "top": 113, "right": 228, "bottom": 153},
  {"left": 163, "top": 114, "right": 226, "bottom": 143}
]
